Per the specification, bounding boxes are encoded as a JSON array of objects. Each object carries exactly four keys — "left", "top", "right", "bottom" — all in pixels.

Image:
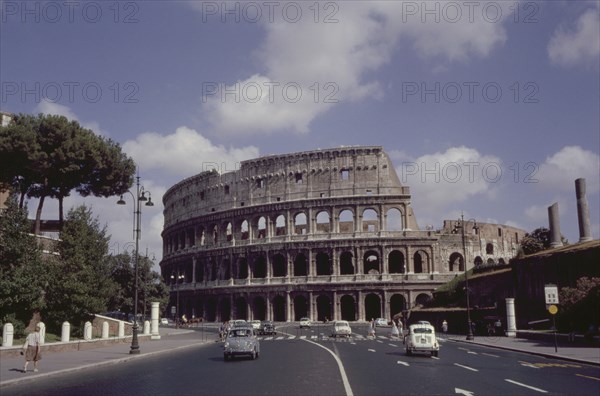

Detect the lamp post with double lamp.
[
  {"left": 453, "top": 213, "right": 478, "bottom": 341},
  {"left": 170, "top": 274, "right": 184, "bottom": 328},
  {"left": 117, "top": 173, "right": 154, "bottom": 354}
]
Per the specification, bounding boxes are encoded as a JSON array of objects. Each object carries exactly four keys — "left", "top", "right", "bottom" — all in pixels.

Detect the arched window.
[
  {"left": 316, "top": 252, "right": 331, "bottom": 275},
  {"left": 486, "top": 243, "right": 494, "bottom": 255},
  {"left": 339, "top": 209, "right": 354, "bottom": 233},
  {"left": 386, "top": 208, "right": 403, "bottom": 231},
  {"left": 449, "top": 252, "right": 464, "bottom": 272},
  {"left": 257, "top": 216, "right": 267, "bottom": 239},
  {"left": 294, "top": 213, "right": 307, "bottom": 235},
  {"left": 362, "top": 208, "right": 379, "bottom": 232},
  {"left": 340, "top": 251, "right": 354, "bottom": 275},
  {"left": 240, "top": 220, "right": 249, "bottom": 240},
  {"left": 364, "top": 250, "right": 380, "bottom": 274},
  {"left": 294, "top": 253, "right": 308, "bottom": 276},
  {"left": 316, "top": 211, "right": 330, "bottom": 233},
  {"left": 275, "top": 215, "right": 286, "bottom": 236},
  {"left": 388, "top": 250, "right": 405, "bottom": 274}
]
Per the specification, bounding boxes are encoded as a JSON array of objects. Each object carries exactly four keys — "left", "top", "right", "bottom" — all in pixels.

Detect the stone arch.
[
  {"left": 363, "top": 250, "right": 380, "bottom": 274},
  {"left": 449, "top": 252, "right": 464, "bottom": 272},
  {"left": 206, "top": 297, "right": 218, "bottom": 322},
  {"left": 238, "top": 257, "right": 248, "bottom": 279},
  {"left": 222, "top": 258, "right": 231, "bottom": 280},
  {"left": 294, "top": 253, "right": 308, "bottom": 276},
  {"left": 196, "top": 226, "right": 205, "bottom": 246},
  {"left": 219, "top": 298, "right": 231, "bottom": 321},
  {"left": 272, "top": 295, "right": 286, "bottom": 322},
  {"left": 257, "top": 216, "right": 267, "bottom": 239},
  {"left": 498, "top": 258, "right": 506, "bottom": 265},
  {"left": 253, "top": 296, "right": 266, "bottom": 320},
  {"left": 340, "top": 251, "right": 354, "bottom": 275},
  {"left": 364, "top": 293, "right": 381, "bottom": 321},
  {"left": 294, "top": 212, "right": 307, "bottom": 235},
  {"left": 275, "top": 214, "right": 286, "bottom": 236},
  {"left": 390, "top": 294, "right": 406, "bottom": 318},
  {"left": 224, "top": 222, "right": 233, "bottom": 242},
  {"left": 294, "top": 295, "right": 309, "bottom": 320},
  {"left": 474, "top": 256, "right": 483, "bottom": 266},
  {"left": 388, "top": 250, "right": 405, "bottom": 274},
  {"left": 386, "top": 208, "right": 403, "bottom": 231},
  {"left": 316, "top": 295, "right": 331, "bottom": 322},
  {"left": 415, "top": 293, "right": 431, "bottom": 307},
  {"left": 211, "top": 224, "right": 218, "bottom": 244},
  {"left": 487, "top": 258, "right": 495, "bottom": 265},
  {"left": 340, "top": 295, "right": 356, "bottom": 321},
  {"left": 272, "top": 253, "right": 287, "bottom": 277},
  {"left": 240, "top": 220, "right": 249, "bottom": 240},
  {"left": 413, "top": 250, "right": 429, "bottom": 273},
  {"left": 338, "top": 209, "right": 354, "bottom": 233},
  {"left": 210, "top": 257, "right": 217, "bottom": 281},
  {"left": 362, "top": 208, "right": 379, "bottom": 232},
  {"left": 253, "top": 255, "right": 267, "bottom": 278},
  {"left": 316, "top": 210, "right": 331, "bottom": 233},
  {"left": 234, "top": 297, "right": 247, "bottom": 320},
  {"left": 316, "top": 252, "right": 331, "bottom": 275}
]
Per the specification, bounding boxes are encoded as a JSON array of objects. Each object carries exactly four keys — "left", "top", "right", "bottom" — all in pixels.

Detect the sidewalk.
[
  {"left": 0, "top": 328, "right": 219, "bottom": 388},
  {"left": 446, "top": 334, "right": 600, "bottom": 366}
]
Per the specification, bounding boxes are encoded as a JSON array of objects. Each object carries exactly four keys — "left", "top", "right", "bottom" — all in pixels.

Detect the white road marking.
[
  {"left": 288, "top": 336, "right": 296, "bottom": 339},
  {"left": 458, "top": 347, "right": 469, "bottom": 351},
  {"left": 302, "top": 338, "right": 354, "bottom": 396},
  {"left": 300, "top": 335, "right": 306, "bottom": 339},
  {"left": 482, "top": 353, "right": 499, "bottom": 358},
  {"left": 505, "top": 379, "right": 548, "bottom": 393},
  {"left": 389, "top": 344, "right": 398, "bottom": 347},
  {"left": 454, "top": 388, "right": 474, "bottom": 396},
  {"left": 276, "top": 336, "right": 284, "bottom": 340},
  {"left": 431, "top": 356, "right": 440, "bottom": 360},
  {"left": 454, "top": 363, "right": 479, "bottom": 372},
  {"left": 376, "top": 340, "right": 383, "bottom": 343},
  {"left": 467, "top": 351, "right": 478, "bottom": 355},
  {"left": 350, "top": 342, "right": 356, "bottom": 345},
  {"left": 264, "top": 337, "right": 273, "bottom": 340},
  {"left": 368, "top": 349, "right": 376, "bottom": 352},
  {"left": 397, "top": 361, "right": 409, "bottom": 366},
  {"left": 520, "top": 362, "right": 541, "bottom": 369}
]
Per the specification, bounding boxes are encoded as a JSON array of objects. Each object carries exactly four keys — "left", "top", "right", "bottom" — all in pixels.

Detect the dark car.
[{"left": 259, "top": 321, "right": 276, "bottom": 335}]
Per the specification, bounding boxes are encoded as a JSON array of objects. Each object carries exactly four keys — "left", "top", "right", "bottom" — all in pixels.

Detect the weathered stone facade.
[{"left": 160, "top": 146, "right": 525, "bottom": 322}]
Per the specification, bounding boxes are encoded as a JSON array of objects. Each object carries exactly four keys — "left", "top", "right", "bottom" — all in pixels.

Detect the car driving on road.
[
  {"left": 331, "top": 320, "right": 352, "bottom": 337},
  {"left": 299, "top": 317, "right": 311, "bottom": 328},
  {"left": 259, "top": 321, "right": 276, "bottom": 335},
  {"left": 223, "top": 326, "right": 260, "bottom": 361},
  {"left": 404, "top": 323, "right": 439, "bottom": 357}
]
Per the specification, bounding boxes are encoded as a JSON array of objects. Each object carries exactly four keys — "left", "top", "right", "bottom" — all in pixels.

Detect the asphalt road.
[{"left": 3, "top": 324, "right": 599, "bottom": 396}]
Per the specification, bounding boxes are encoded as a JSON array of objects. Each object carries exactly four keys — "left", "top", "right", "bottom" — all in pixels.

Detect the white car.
[
  {"left": 231, "top": 319, "right": 247, "bottom": 327},
  {"left": 299, "top": 317, "right": 311, "bottom": 328},
  {"left": 375, "top": 318, "right": 388, "bottom": 327},
  {"left": 331, "top": 320, "right": 352, "bottom": 337},
  {"left": 404, "top": 323, "right": 439, "bottom": 357},
  {"left": 249, "top": 320, "right": 261, "bottom": 330},
  {"left": 160, "top": 318, "right": 169, "bottom": 325}
]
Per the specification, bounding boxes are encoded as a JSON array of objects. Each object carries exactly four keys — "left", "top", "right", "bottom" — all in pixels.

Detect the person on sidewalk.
[
  {"left": 442, "top": 320, "right": 448, "bottom": 335},
  {"left": 22, "top": 325, "right": 42, "bottom": 373}
]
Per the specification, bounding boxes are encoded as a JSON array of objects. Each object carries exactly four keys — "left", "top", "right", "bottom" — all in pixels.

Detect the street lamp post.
[
  {"left": 117, "top": 173, "right": 154, "bottom": 354},
  {"left": 170, "top": 274, "right": 184, "bottom": 328},
  {"left": 453, "top": 213, "right": 478, "bottom": 341}
]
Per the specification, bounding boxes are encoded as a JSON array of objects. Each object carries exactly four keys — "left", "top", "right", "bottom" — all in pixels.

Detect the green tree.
[
  {"left": 43, "top": 205, "right": 118, "bottom": 334},
  {"left": 518, "top": 227, "right": 568, "bottom": 256},
  {"left": 0, "top": 193, "right": 47, "bottom": 336},
  {"left": 559, "top": 277, "right": 600, "bottom": 331},
  {"left": 0, "top": 113, "right": 135, "bottom": 234}
]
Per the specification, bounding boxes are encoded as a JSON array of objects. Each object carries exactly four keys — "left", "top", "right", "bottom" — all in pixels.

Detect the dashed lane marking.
[
  {"left": 505, "top": 379, "right": 548, "bottom": 393},
  {"left": 397, "top": 361, "right": 410, "bottom": 366},
  {"left": 576, "top": 374, "right": 600, "bottom": 381},
  {"left": 368, "top": 349, "right": 376, "bottom": 352},
  {"left": 482, "top": 353, "right": 499, "bottom": 358},
  {"left": 467, "top": 351, "right": 478, "bottom": 355},
  {"left": 454, "top": 363, "right": 479, "bottom": 372},
  {"left": 389, "top": 344, "right": 398, "bottom": 347}
]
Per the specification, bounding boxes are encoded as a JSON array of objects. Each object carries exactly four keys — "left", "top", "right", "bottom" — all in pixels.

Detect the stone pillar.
[
  {"left": 505, "top": 298, "right": 517, "bottom": 337},
  {"left": 309, "top": 291, "right": 314, "bottom": 321},
  {"left": 192, "top": 256, "right": 196, "bottom": 284},
  {"left": 383, "top": 291, "right": 390, "bottom": 320},
  {"left": 548, "top": 203, "right": 563, "bottom": 248},
  {"left": 143, "top": 320, "right": 150, "bottom": 335},
  {"left": 332, "top": 291, "right": 338, "bottom": 321},
  {"left": 101, "top": 321, "right": 109, "bottom": 339},
  {"left": 575, "top": 178, "right": 593, "bottom": 242},
  {"left": 118, "top": 321, "right": 125, "bottom": 337},
  {"left": 151, "top": 301, "right": 161, "bottom": 340},
  {"left": 2, "top": 323, "right": 14, "bottom": 347},
  {"left": 38, "top": 322, "right": 46, "bottom": 344},
  {"left": 358, "top": 291, "right": 365, "bottom": 321},
  {"left": 61, "top": 322, "right": 71, "bottom": 342},
  {"left": 286, "top": 292, "right": 292, "bottom": 322},
  {"left": 84, "top": 321, "right": 92, "bottom": 340}
]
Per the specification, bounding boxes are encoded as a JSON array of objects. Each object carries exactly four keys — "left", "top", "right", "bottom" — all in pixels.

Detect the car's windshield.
[
  {"left": 228, "top": 329, "right": 251, "bottom": 337},
  {"left": 413, "top": 328, "right": 433, "bottom": 334}
]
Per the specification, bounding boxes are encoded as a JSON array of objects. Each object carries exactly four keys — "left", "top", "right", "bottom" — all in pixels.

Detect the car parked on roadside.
[
  {"left": 160, "top": 318, "right": 169, "bottom": 325},
  {"left": 249, "top": 320, "right": 261, "bottom": 330},
  {"left": 299, "top": 317, "right": 311, "bottom": 328},
  {"left": 404, "top": 323, "right": 439, "bottom": 357},
  {"left": 375, "top": 318, "right": 388, "bottom": 327},
  {"left": 259, "top": 321, "right": 276, "bottom": 335},
  {"left": 331, "top": 320, "right": 352, "bottom": 337},
  {"left": 223, "top": 326, "right": 260, "bottom": 361}
]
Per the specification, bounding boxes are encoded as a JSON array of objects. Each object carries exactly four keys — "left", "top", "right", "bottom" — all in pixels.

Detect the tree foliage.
[
  {"left": 0, "top": 113, "right": 135, "bottom": 233},
  {"left": 558, "top": 277, "right": 600, "bottom": 331},
  {"left": 518, "top": 227, "right": 568, "bottom": 256},
  {"left": 0, "top": 193, "right": 47, "bottom": 336}
]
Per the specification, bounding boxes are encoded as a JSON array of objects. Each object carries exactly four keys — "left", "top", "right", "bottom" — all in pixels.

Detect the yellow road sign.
[{"left": 548, "top": 305, "right": 558, "bottom": 315}]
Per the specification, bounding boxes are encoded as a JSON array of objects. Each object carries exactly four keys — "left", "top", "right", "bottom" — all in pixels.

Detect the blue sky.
[{"left": 1, "top": 1, "right": 599, "bottom": 266}]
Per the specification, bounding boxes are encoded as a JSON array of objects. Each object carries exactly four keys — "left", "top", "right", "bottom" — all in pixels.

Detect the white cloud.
[
  {"left": 536, "top": 146, "right": 600, "bottom": 192},
  {"left": 122, "top": 126, "right": 260, "bottom": 178},
  {"left": 548, "top": 6, "right": 600, "bottom": 67},
  {"left": 33, "top": 100, "right": 109, "bottom": 137},
  {"left": 198, "top": 1, "right": 511, "bottom": 135},
  {"left": 396, "top": 145, "right": 502, "bottom": 215}
]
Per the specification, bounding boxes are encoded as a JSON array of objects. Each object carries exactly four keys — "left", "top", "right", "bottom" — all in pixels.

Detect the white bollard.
[
  {"left": 102, "top": 321, "right": 109, "bottom": 339},
  {"left": 38, "top": 322, "right": 46, "bottom": 344},
  {"left": 143, "top": 320, "right": 150, "bottom": 335},
  {"left": 505, "top": 298, "right": 517, "bottom": 337},
  {"left": 118, "top": 321, "right": 125, "bottom": 337},
  {"left": 61, "top": 322, "right": 70, "bottom": 342},
  {"left": 150, "top": 302, "right": 161, "bottom": 340},
  {"left": 2, "top": 323, "right": 14, "bottom": 347},
  {"left": 84, "top": 321, "right": 93, "bottom": 340}
]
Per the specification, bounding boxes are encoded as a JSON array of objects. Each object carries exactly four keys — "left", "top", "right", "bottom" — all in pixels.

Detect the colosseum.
[{"left": 160, "top": 146, "right": 525, "bottom": 323}]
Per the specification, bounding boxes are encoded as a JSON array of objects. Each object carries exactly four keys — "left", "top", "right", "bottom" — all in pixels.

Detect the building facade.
[{"left": 160, "top": 146, "right": 525, "bottom": 322}]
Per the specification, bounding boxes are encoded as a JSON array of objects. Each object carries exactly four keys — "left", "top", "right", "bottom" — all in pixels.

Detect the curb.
[{"left": 0, "top": 340, "right": 212, "bottom": 389}]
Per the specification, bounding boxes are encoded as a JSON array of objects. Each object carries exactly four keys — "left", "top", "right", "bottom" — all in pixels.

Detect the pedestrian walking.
[
  {"left": 368, "top": 318, "right": 376, "bottom": 338},
  {"left": 22, "top": 325, "right": 42, "bottom": 373},
  {"left": 441, "top": 320, "right": 448, "bottom": 334},
  {"left": 390, "top": 321, "right": 400, "bottom": 338}
]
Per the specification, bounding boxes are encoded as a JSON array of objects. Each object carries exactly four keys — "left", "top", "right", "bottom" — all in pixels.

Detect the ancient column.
[
  {"left": 151, "top": 301, "right": 161, "bottom": 340},
  {"left": 505, "top": 298, "right": 517, "bottom": 337},
  {"left": 547, "top": 203, "right": 563, "bottom": 248},
  {"left": 575, "top": 178, "right": 593, "bottom": 242}
]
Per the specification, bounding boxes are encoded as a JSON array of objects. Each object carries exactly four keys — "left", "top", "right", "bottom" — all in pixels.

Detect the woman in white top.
[{"left": 22, "top": 325, "right": 42, "bottom": 373}]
